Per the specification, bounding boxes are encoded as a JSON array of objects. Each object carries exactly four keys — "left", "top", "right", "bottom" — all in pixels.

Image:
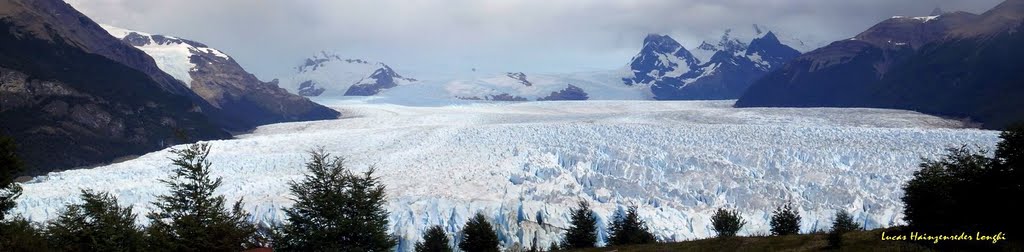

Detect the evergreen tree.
[
  {"left": 276, "top": 149, "right": 396, "bottom": 251},
  {"left": 0, "top": 136, "right": 46, "bottom": 251},
  {"left": 994, "top": 124, "right": 1023, "bottom": 235},
  {"left": 46, "top": 189, "right": 145, "bottom": 251},
  {"left": 547, "top": 241, "right": 559, "bottom": 251},
  {"left": 415, "top": 225, "right": 452, "bottom": 252},
  {"left": 145, "top": 143, "right": 258, "bottom": 252},
  {"left": 0, "top": 217, "right": 50, "bottom": 251},
  {"left": 562, "top": 200, "right": 597, "bottom": 249},
  {"left": 902, "top": 125, "right": 1024, "bottom": 236},
  {"left": 458, "top": 213, "right": 500, "bottom": 252},
  {"left": 827, "top": 210, "right": 860, "bottom": 248},
  {"left": 0, "top": 135, "right": 24, "bottom": 221},
  {"left": 606, "top": 206, "right": 656, "bottom": 246},
  {"left": 710, "top": 208, "right": 746, "bottom": 238},
  {"left": 769, "top": 202, "right": 801, "bottom": 236}
]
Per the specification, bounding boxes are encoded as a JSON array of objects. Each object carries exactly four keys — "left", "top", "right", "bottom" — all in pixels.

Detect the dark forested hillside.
[{"left": 736, "top": 0, "right": 1024, "bottom": 129}]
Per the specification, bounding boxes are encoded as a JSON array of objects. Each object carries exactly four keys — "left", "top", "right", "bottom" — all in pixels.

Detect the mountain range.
[
  {"left": 736, "top": 0, "right": 1024, "bottom": 129},
  {"left": 624, "top": 27, "right": 802, "bottom": 100},
  {"left": 284, "top": 52, "right": 418, "bottom": 97},
  {"left": 339, "top": 26, "right": 808, "bottom": 102}
]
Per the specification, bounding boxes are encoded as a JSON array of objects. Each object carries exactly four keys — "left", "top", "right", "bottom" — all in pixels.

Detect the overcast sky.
[{"left": 66, "top": 0, "right": 1003, "bottom": 80}]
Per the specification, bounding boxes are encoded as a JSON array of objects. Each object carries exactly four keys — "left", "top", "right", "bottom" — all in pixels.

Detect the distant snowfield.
[{"left": 15, "top": 100, "right": 998, "bottom": 250}]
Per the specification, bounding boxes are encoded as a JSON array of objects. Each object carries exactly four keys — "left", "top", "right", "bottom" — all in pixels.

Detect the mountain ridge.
[
  {"left": 101, "top": 25, "right": 340, "bottom": 128},
  {"left": 736, "top": 0, "right": 1024, "bottom": 129}
]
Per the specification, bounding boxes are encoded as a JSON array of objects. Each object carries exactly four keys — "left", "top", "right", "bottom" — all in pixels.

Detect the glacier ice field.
[{"left": 14, "top": 99, "right": 999, "bottom": 250}]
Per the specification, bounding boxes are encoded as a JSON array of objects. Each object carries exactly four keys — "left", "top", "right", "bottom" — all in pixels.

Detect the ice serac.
[
  {"left": 737, "top": 0, "right": 1024, "bottom": 129},
  {"left": 0, "top": 0, "right": 229, "bottom": 175},
  {"left": 642, "top": 29, "right": 800, "bottom": 100},
  {"left": 285, "top": 52, "right": 417, "bottom": 97},
  {"left": 101, "top": 26, "right": 340, "bottom": 128}
]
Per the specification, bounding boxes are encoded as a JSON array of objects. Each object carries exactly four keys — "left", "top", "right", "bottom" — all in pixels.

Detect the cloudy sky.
[{"left": 66, "top": 0, "right": 1002, "bottom": 80}]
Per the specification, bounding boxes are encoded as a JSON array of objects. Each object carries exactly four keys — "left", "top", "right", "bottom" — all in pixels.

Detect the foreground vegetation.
[{"left": 573, "top": 228, "right": 934, "bottom": 252}]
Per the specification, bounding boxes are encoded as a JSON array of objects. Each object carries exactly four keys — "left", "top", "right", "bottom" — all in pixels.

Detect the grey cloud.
[{"left": 66, "top": 0, "right": 1003, "bottom": 80}]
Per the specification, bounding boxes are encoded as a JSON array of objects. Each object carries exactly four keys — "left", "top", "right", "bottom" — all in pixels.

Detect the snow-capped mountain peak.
[
  {"left": 297, "top": 52, "right": 373, "bottom": 73},
  {"left": 629, "top": 27, "right": 801, "bottom": 100},
  {"left": 285, "top": 52, "right": 416, "bottom": 97},
  {"left": 622, "top": 34, "right": 700, "bottom": 86},
  {"left": 101, "top": 24, "right": 231, "bottom": 88},
  {"left": 745, "top": 31, "right": 801, "bottom": 71}
]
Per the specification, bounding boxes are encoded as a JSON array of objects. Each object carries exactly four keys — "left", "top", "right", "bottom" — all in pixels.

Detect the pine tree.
[
  {"left": 458, "top": 213, "right": 500, "bottom": 252},
  {"left": 710, "top": 208, "right": 746, "bottom": 238},
  {"left": 0, "top": 135, "right": 24, "bottom": 221},
  {"left": 0, "top": 217, "right": 50, "bottom": 251},
  {"left": 769, "top": 202, "right": 801, "bottom": 236},
  {"left": 606, "top": 206, "right": 656, "bottom": 246},
  {"left": 46, "top": 189, "right": 145, "bottom": 251},
  {"left": 547, "top": 241, "right": 559, "bottom": 251},
  {"left": 145, "top": 143, "right": 258, "bottom": 252},
  {"left": 415, "top": 225, "right": 452, "bottom": 252},
  {"left": 562, "top": 200, "right": 598, "bottom": 249},
  {"left": 0, "top": 136, "right": 46, "bottom": 251},
  {"left": 827, "top": 210, "right": 860, "bottom": 248},
  {"left": 276, "top": 148, "right": 396, "bottom": 251}
]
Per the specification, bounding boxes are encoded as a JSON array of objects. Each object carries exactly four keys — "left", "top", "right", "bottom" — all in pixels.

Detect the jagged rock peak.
[{"left": 297, "top": 51, "right": 372, "bottom": 73}]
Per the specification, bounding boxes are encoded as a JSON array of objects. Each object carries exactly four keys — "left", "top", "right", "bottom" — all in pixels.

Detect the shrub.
[
  {"left": 770, "top": 202, "right": 801, "bottom": 236},
  {"left": 607, "top": 206, "right": 656, "bottom": 246},
  {"left": 711, "top": 208, "right": 746, "bottom": 238},
  {"left": 827, "top": 210, "right": 860, "bottom": 248}
]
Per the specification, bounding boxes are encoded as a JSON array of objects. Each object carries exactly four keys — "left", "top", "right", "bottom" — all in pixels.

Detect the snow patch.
[{"left": 99, "top": 24, "right": 233, "bottom": 88}]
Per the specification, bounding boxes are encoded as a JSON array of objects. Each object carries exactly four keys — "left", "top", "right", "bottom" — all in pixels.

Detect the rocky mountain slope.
[
  {"left": 102, "top": 26, "right": 339, "bottom": 128},
  {"left": 736, "top": 0, "right": 1024, "bottom": 129},
  {"left": 0, "top": 0, "right": 228, "bottom": 175}
]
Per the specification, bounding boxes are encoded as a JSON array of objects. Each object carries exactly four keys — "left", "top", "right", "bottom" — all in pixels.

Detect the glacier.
[{"left": 13, "top": 99, "right": 999, "bottom": 251}]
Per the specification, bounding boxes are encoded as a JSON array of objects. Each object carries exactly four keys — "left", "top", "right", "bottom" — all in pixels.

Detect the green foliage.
[
  {"left": 415, "top": 225, "right": 452, "bottom": 252},
  {"left": 606, "top": 206, "right": 656, "bottom": 246},
  {"left": 144, "top": 143, "right": 258, "bottom": 252},
  {"left": 459, "top": 213, "right": 500, "bottom": 252},
  {"left": 562, "top": 200, "right": 598, "bottom": 249},
  {"left": 902, "top": 125, "right": 1024, "bottom": 237},
  {"left": 276, "top": 148, "right": 396, "bottom": 251},
  {"left": 0, "top": 217, "right": 50, "bottom": 251},
  {"left": 827, "top": 210, "right": 860, "bottom": 248},
  {"left": 0, "top": 135, "right": 24, "bottom": 221},
  {"left": 770, "top": 202, "right": 801, "bottom": 236},
  {"left": 710, "top": 208, "right": 746, "bottom": 238},
  {"left": 46, "top": 189, "right": 144, "bottom": 251}
]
